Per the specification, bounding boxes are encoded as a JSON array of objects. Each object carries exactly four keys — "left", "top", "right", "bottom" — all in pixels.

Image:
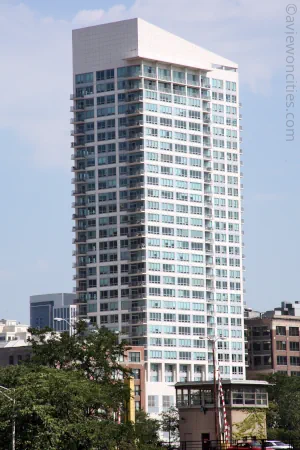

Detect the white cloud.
[
  {"left": 72, "top": 9, "right": 105, "bottom": 27},
  {"left": 0, "top": 3, "right": 72, "bottom": 169},
  {"left": 0, "top": 0, "right": 297, "bottom": 169},
  {"left": 72, "top": 5, "right": 129, "bottom": 27}
]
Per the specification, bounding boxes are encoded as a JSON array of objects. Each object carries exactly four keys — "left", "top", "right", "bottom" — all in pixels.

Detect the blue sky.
[{"left": 0, "top": 0, "right": 299, "bottom": 323}]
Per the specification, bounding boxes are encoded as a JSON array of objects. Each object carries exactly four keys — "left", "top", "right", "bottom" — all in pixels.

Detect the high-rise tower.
[{"left": 71, "top": 18, "right": 245, "bottom": 415}]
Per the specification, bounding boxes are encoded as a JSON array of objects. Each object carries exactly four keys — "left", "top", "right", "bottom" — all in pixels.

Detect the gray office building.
[{"left": 30, "top": 293, "right": 76, "bottom": 332}]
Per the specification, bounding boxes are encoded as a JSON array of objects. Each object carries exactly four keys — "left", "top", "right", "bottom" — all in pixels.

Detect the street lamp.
[
  {"left": 0, "top": 385, "right": 15, "bottom": 450},
  {"left": 53, "top": 317, "right": 73, "bottom": 336},
  {"left": 54, "top": 318, "right": 91, "bottom": 336},
  {"left": 199, "top": 335, "right": 226, "bottom": 442}
]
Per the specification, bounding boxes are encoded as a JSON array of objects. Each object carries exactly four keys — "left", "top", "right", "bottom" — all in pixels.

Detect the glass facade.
[{"left": 72, "top": 56, "right": 244, "bottom": 411}]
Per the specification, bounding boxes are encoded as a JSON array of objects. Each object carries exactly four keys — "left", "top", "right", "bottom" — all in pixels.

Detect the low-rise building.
[
  {"left": 0, "top": 319, "right": 29, "bottom": 342},
  {"left": 30, "top": 293, "right": 76, "bottom": 333},
  {"left": 246, "top": 302, "right": 300, "bottom": 377},
  {"left": 176, "top": 379, "right": 269, "bottom": 442},
  {"left": 122, "top": 346, "right": 146, "bottom": 411},
  {"left": 0, "top": 340, "right": 31, "bottom": 366}
]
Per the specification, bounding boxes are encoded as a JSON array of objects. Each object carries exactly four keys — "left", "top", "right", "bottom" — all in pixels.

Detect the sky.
[{"left": 0, "top": 0, "right": 299, "bottom": 323}]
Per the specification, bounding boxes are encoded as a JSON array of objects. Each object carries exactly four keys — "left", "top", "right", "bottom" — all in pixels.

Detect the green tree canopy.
[
  {"left": 266, "top": 373, "right": 300, "bottom": 440},
  {"left": 0, "top": 364, "right": 136, "bottom": 450},
  {"left": 160, "top": 406, "right": 179, "bottom": 444},
  {"left": 0, "top": 324, "right": 163, "bottom": 449}
]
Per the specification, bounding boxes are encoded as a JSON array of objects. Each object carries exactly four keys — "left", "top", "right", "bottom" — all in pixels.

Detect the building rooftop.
[
  {"left": 175, "top": 380, "right": 269, "bottom": 387},
  {"left": 72, "top": 18, "right": 238, "bottom": 74}
]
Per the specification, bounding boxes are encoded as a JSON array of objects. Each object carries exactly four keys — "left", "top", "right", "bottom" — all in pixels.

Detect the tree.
[
  {"left": 135, "top": 410, "right": 161, "bottom": 448},
  {"left": 160, "top": 406, "right": 179, "bottom": 446},
  {"left": 265, "top": 373, "right": 300, "bottom": 440},
  {"left": 0, "top": 324, "right": 163, "bottom": 449},
  {"left": 28, "top": 323, "right": 131, "bottom": 414},
  {"left": 0, "top": 364, "right": 137, "bottom": 450}
]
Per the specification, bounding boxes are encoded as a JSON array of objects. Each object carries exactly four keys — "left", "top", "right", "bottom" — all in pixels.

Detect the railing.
[
  {"left": 186, "top": 79, "right": 200, "bottom": 86},
  {"left": 158, "top": 75, "right": 171, "bottom": 81},
  {"left": 159, "top": 87, "right": 172, "bottom": 93},
  {"left": 143, "top": 71, "right": 157, "bottom": 78},
  {"left": 173, "top": 77, "right": 186, "bottom": 84}
]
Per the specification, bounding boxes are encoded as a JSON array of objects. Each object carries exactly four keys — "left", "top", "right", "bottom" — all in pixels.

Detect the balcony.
[
  {"left": 128, "top": 280, "right": 146, "bottom": 287},
  {"left": 128, "top": 132, "right": 144, "bottom": 140},
  {"left": 123, "top": 83, "right": 142, "bottom": 93},
  {"left": 153, "top": 69, "right": 170, "bottom": 81},
  {"left": 143, "top": 71, "right": 157, "bottom": 79},
  {"left": 73, "top": 141, "right": 86, "bottom": 148},
  {"left": 128, "top": 181, "right": 145, "bottom": 189},
  {"left": 125, "top": 107, "right": 143, "bottom": 116},
  {"left": 71, "top": 166, "right": 86, "bottom": 172},
  {"left": 75, "top": 285, "right": 87, "bottom": 292},
  {"left": 158, "top": 87, "right": 172, "bottom": 93},
  {"left": 73, "top": 261, "right": 86, "bottom": 268},
  {"left": 126, "top": 119, "right": 144, "bottom": 128},
  {"left": 129, "top": 242, "right": 146, "bottom": 250},
  {"left": 186, "top": 79, "right": 200, "bottom": 87},
  {"left": 72, "top": 213, "right": 86, "bottom": 219},
  {"left": 206, "top": 273, "right": 214, "bottom": 279},
  {"left": 206, "top": 285, "right": 214, "bottom": 291},
  {"left": 72, "top": 236, "right": 87, "bottom": 244},
  {"left": 73, "top": 273, "right": 86, "bottom": 280},
  {"left": 187, "top": 91, "right": 200, "bottom": 98},
  {"left": 173, "top": 77, "right": 186, "bottom": 85},
  {"left": 128, "top": 157, "right": 144, "bottom": 165},
  {"left": 72, "top": 249, "right": 87, "bottom": 256},
  {"left": 173, "top": 88, "right": 186, "bottom": 95},
  {"left": 72, "top": 129, "right": 85, "bottom": 136},
  {"left": 128, "top": 268, "right": 146, "bottom": 275}
]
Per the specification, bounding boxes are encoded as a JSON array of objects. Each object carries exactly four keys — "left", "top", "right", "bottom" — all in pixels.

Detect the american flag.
[{"left": 217, "top": 368, "right": 230, "bottom": 443}]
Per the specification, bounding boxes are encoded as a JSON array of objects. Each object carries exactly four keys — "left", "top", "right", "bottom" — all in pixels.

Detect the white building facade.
[
  {"left": 0, "top": 319, "right": 30, "bottom": 343},
  {"left": 72, "top": 18, "right": 245, "bottom": 415}
]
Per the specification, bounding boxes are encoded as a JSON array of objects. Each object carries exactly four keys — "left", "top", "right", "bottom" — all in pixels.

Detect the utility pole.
[
  {"left": 0, "top": 386, "right": 15, "bottom": 450},
  {"left": 169, "top": 415, "right": 171, "bottom": 449},
  {"left": 199, "top": 335, "right": 227, "bottom": 442},
  {"left": 211, "top": 339, "right": 220, "bottom": 443}
]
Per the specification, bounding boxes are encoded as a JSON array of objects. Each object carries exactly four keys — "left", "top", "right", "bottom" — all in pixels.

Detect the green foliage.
[
  {"left": 135, "top": 410, "right": 161, "bottom": 448},
  {"left": 232, "top": 409, "right": 266, "bottom": 439},
  {"left": 265, "top": 373, "right": 300, "bottom": 440},
  {"left": 0, "top": 324, "right": 162, "bottom": 449},
  {"left": 0, "top": 364, "right": 137, "bottom": 449},
  {"left": 160, "top": 406, "right": 179, "bottom": 443}
]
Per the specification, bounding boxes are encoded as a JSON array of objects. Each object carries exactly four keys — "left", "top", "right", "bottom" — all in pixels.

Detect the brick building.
[
  {"left": 246, "top": 302, "right": 300, "bottom": 377},
  {"left": 122, "top": 346, "right": 146, "bottom": 411}
]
